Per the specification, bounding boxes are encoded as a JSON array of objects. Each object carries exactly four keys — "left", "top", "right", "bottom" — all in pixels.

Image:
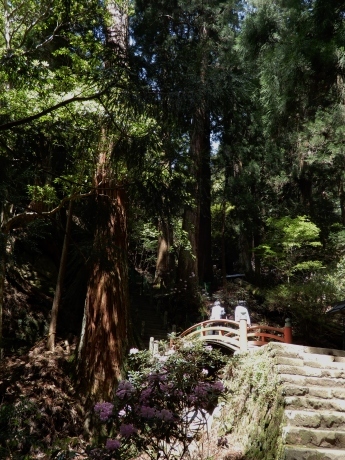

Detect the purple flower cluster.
[
  {"left": 94, "top": 402, "right": 114, "bottom": 422},
  {"left": 139, "top": 387, "right": 152, "bottom": 403},
  {"left": 156, "top": 409, "right": 174, "bottom": 421},
  {"left": 140, "top": 405, "right": 156, "bottom": 418},
  {"left": 212, "top": 381, "right": 224, "bottom": 393},
  {"left": 147, "top": 371, "right": 167, "bottom": 383},
  {"left": 105, "top": 439, "right": 121, "bottom": 450},
  {"left": 193, "top": 382, "right": 210, "bottom": 398},
  {"left": 120, "top": 423, "right": 137, "bottom": 438},
  {"left": 116, "top": 380, "right": 135, "bottom": 399},
  {"left": 138, "top": 405, "right": 175, "bottom": 422}
]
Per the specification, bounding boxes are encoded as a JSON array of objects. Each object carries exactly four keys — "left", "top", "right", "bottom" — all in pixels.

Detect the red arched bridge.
[{"left": 177, "top": 318, "right": 292, "bottom": 352}]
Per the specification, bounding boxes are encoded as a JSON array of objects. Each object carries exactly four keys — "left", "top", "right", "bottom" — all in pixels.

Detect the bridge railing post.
[
  {"left": 149, "top": 336, "right": 154, "bottom": 354},
  {"left": 284, "top": 318, "right": 292, "bottom": 344},
  {"left": 239, "top": 313, "right": 248, "bottom": 351}
]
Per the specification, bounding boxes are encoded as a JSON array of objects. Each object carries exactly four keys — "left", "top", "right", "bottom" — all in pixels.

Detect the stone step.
[
  {"left": 279, "top": 373, "right": 345, "bottom": 388},
  {"left": 284, "top": 396, "right": 345, "bottom": 412},
  {"left": 283, "top": 426, "right": 345, "bottom": 449},
  {"left": 304, "top": 359, "right": 345, "bottom": 370},
  {"left": 277, "top": 364, "right": 345, "bottom": 379},
  {"left": 304, "top": 353, "right": 345, "bottom": 365},
  {"left": 275, "top": 356, "right": 345, "bottom": 370},
  {"left": 284, "top": 410, "right": 345, "bottom": 430},
  {"left": 284, "top": 445, "right": 345, "bottom": 460},
  {"left": 268, "top": 343, "right": 345, "bottom": 359},
  {"left": 282, "top": 384, "right": 345, "bottom": 400}
]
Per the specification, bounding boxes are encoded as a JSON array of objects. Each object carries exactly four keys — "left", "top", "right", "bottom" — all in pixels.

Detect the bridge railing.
[{"left": 178, "top": 317, "right": 292, "bottom": 352}]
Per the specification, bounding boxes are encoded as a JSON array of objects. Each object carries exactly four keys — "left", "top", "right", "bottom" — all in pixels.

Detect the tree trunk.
[
  {"left": 0, "top": 197, "right": 13, "bottom": 360},
  {"left": 0, "top": 232, "right": 6, "bottom": 360},
  {"left": 177, "top": 22, "right": 212, "bottom": 293},
  {"left": 47, "top": 201, "right": 73, "bottom": 352},
  {"left": 197, "top": 110, "right": 212, "bottom": 284},
  {"left": 77, "top": 1, "right": 130, "bottom": 402},
  {"left": 221, "top": 197, "right": 227, "bottom": 287},
  {"left": 154, "top": 217, "right": 174, "bottom": 289},
  {"left": 105, "top": 0, "right": 128, "bottom": 56},
  {"left": 339, "top": 178, "right": 345, "bottom": 226},
  {"left": 177, "top": 106, "right": 212, "bottom": 290},
  {"left": 78, "top": 180, "right": 129, "bottom": 400}
]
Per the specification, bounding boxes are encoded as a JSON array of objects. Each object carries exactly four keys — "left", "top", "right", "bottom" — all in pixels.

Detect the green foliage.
[
  {"left": 263, "top": 272, "right": 341, "bottom": 346},
  {"left": 256, "top": 216, "right": 323, "bottom": 281},
  {"left": 0, "top": 398, "right": 43, "bottom": 458},
  {"left": 27, "top": 184, "right": 58, "bottom": 205},
  {"left": 325, "top": 256, "right": 345, "bottom": 300}
]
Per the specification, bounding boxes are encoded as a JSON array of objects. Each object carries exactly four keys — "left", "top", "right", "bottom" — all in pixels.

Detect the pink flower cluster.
[{"left": 94, "top": 402, "right": 114, "bottom": 422}]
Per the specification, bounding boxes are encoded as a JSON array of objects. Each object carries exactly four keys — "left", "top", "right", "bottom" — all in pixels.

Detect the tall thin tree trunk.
[
  {"left": 47, "top": 201, "right": 73, "bottom": 352},
  {"left": 177, "top": 23, "right": 212, "bottom": 293},
  {"left": 178, "top": 104, "right": 212, "bottom": 288},
  {"left": 197, "top": 110, "right": 212, "bottom": 284},
  {"left": 154, "top": 217, "right": 174, "bottom": 288},
  {"left": 339, "top": 179, "right": 345, "bottom": 226},
  {"left": 4, "top": 0, "right": 11, "bottom": 51},
  {"left": 0, "top": 233, "right": 6, "bottom": 360},
  {"left": 0, "top": 196, "right": 13, "bottom": 360},
  {"left": 221, "top": 197, "right": 227, "bottom": 287}
]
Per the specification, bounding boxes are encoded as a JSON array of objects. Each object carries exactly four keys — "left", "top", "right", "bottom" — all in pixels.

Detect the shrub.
[{"left": 90, "top": 340, "right": 227, "bottom": 460}]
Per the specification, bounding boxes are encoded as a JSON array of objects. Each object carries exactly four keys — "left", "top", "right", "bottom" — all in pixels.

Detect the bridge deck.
[{"left": 178, "top": 318, "right": 292, "bottom": 352}]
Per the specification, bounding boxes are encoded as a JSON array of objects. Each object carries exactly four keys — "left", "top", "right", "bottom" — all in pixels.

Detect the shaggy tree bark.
[
  {"left": 77, "top": 1, "right": 130, "bottom": 400},
  {"left": 154, "top": 217, "right": 174, "bottom": 288},
  {"left": 78, "top": 176, "right": 129, "bottom": 399}
]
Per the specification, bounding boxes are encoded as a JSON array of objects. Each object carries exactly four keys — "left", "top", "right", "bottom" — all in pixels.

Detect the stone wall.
[{"left": 220, "top": 347, "right": 285, "bottom": 460}]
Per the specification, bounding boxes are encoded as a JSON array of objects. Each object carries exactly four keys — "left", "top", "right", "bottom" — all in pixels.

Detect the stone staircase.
[{"left": 268, "top": 342, "right": 345, "bottom": 460}]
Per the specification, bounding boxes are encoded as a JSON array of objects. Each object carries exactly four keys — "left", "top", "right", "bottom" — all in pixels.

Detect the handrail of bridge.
[{"left": 178, "top": 317, "right": 292, "bottom": 352}]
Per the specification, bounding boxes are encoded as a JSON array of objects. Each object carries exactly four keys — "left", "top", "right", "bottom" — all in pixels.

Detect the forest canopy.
[{"left": 1, "top": 0, "right": 345, "bottom": 408}]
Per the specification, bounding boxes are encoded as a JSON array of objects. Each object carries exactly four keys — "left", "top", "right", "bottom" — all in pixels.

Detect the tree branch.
[
  {"left": 0, "top": 87, "right": 111, "bottom": 131},
  {"left": 1, "top": 191, "right": 92, "bottom": 233}
]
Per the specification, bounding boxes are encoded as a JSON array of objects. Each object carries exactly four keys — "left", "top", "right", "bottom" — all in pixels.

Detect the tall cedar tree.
[
  {"left": 133, "top": 0, "right": 241, "bottom": 302},
  {"left": 77, "top": 1, "right": 129, "bottom": 400}
]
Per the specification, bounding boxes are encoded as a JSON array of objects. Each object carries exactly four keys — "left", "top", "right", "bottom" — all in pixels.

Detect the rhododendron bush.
[{"left": 90, "top": 340, "right": 226, "bottom": 459}]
